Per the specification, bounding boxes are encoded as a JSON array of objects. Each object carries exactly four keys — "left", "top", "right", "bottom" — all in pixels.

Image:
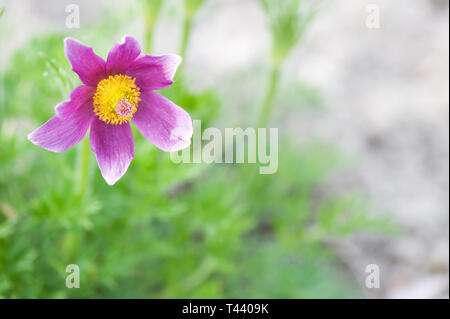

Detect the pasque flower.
[{"left": 28, "top": 36, "right": 193, "bottom": 185}]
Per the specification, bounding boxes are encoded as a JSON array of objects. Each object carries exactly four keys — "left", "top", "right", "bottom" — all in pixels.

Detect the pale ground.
[
  {"left": 1, "top": 0, "right": 448, "bottom": 298},
  {"left": 287, "top": 0, "right": 449, "bottom": 298}
]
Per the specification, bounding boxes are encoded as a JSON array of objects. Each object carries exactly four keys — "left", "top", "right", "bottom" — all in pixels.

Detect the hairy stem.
[
  {"left": 76, "top": 136, "right": 91, "bottom": 197},
  {"left": 257, "top": 63, "right": 281, "bottom": 128},
  {"left": 180, "top": 16, "right": 192, "bottom": 61},
  {"left": 144, "top": 27, "right": 154, "bottom": 53}
]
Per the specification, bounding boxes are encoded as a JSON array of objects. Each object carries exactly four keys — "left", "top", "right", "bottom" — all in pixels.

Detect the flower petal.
[
  {"left": 28, "top": 94, "right": 94, "bottom": 152},
  {"left": 55, "top": 85, "right": 96, "bottom": 117},
  {"left": 106, "top": 36, "right": 141, "bottom": 76},
  {"left": 132, "top": 92, "right": 193, "bottom": 152},
  {"left": 64, "top": 38, "right": 106, "bottom": 86},
  {"left": 125, "top": 54, "right": 182, "bottom": 90},
  {"left": 89, "top": 119, "right": 134, "bottom": 185}
]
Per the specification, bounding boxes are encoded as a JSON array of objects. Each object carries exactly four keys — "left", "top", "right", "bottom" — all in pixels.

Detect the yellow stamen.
[{"left": 93, "top": 74, "right": 141, "bottom": 125}]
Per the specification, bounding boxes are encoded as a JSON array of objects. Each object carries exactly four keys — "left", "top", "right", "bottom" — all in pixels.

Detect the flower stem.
[
  {"left": 257, "top": 63, "right": 281, "bottom": 128},
  {"left": 142, "top": 0, "right": 163, "bottom": 53},
  {"left": 144, "top": 27, "right": 154, "bottom": 53},
  {"left": 180, "top": 16, "right": 192, "bottom": 61},
  {"left": 76, "top": 136, "right": 90, "bottom": 197}
]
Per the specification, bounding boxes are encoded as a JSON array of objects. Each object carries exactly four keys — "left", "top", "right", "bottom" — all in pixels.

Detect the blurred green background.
[{"left": 0, "top": 0, "right": 406, "bottom": 298}]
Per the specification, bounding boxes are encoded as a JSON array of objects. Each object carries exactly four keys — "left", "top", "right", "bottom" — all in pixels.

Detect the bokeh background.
[{"left": 0, "top": 0, "right": 448, "bottom": 298}]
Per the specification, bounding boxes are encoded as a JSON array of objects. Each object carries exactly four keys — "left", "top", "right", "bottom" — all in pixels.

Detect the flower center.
[{"left": 93, "top": 74, "right": 141, "bottom": 125}]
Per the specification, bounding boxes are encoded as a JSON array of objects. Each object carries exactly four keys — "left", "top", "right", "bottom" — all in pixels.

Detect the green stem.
[
  {"left": 142, "top": 0, "right": 163, "bottom": 53},
  {"left": 174, "top": 15, "right": 193, "bottom": 82},
  {"left": 180, "top": 16, "right": 192, "bottom": 61},
  {"left": 257, "top": 63, "right": 281, "bottom": 128},
  {"left": 76, "top": 136, "right": 90, "bottom": 197},
  {"left": 144, "top": 27, "right": 154, "bottom": 53}
]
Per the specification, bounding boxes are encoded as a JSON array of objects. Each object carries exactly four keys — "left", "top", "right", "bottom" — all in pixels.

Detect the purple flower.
[{"left": 28, "top": 36, "right": 193, "bottom": 185}]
